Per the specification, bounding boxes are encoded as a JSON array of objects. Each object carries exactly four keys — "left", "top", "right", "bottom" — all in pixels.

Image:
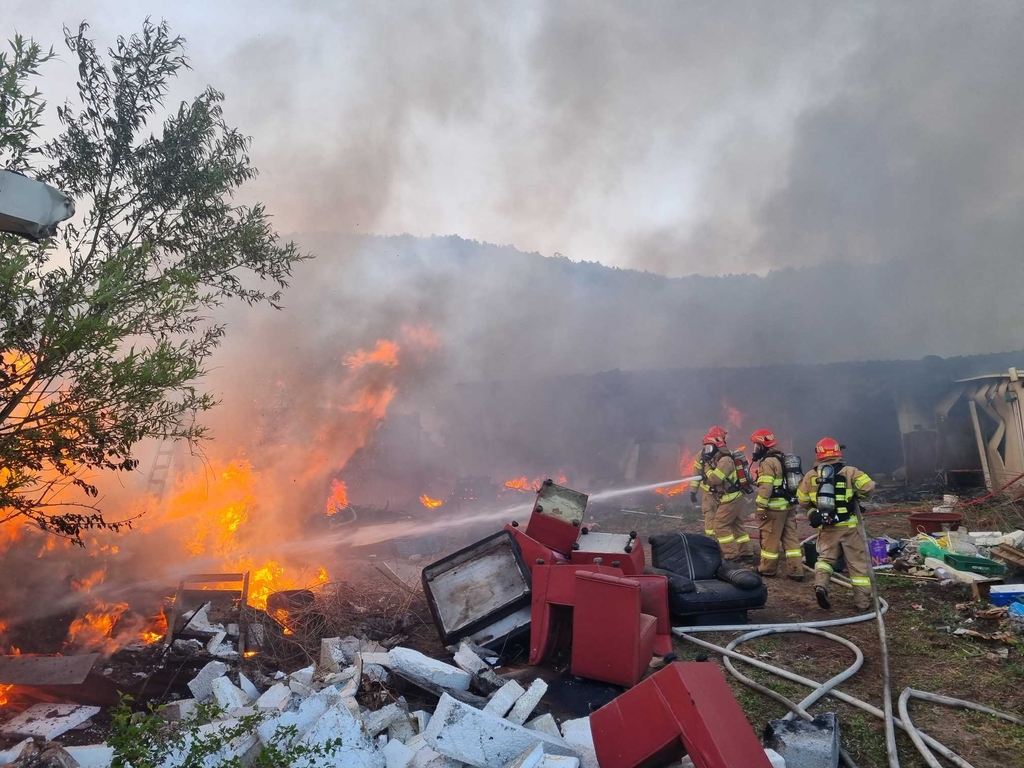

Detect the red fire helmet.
[
  {"left": 750, "top": 429, "right": 777, "bottom": 449},
  {"left": 703, "top": 425, "right": 728, "bottom": 446},
  {"left": 815, "top": 437, "right": 843, "bottom": 461}
]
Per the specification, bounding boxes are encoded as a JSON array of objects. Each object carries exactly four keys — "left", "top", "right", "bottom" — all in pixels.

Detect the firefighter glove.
[
  {"left": 808, "top": 510, "right": 823, "bottom": 529},
  {"left": 690, "top": 492, "right": 698, "bottom": 505}
]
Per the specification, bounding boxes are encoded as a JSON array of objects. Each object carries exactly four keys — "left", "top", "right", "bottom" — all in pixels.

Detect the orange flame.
[
  {"left": 65, "top": 601, "right": 130, "bottom": 652},
  {"left": 139, "top": 608, "right": 168, "bottom": 645},
  {"left": 326, "top": 479, "right": 349, "bottom": 516},
  {"left": 504, "top": 475, "right": 568, "bottom": 492},
  {"left": 419, "top": 494, "right": 444, "bottom": 509},
  {"left": 342, "top": 340, "right": 400, "bottom": 369},
  {"left": 655, "top": 483, "right": 689, "bottom": 497}
]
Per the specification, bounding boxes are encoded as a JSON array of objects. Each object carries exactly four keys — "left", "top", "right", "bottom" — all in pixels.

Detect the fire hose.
[{"left": 675, "top": 607, "right": 1022, "bottom": 766}]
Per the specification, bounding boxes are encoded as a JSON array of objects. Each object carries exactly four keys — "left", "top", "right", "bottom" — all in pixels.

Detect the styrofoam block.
[
  {"left": 485, "top": 680, "right": 526, "bottom": 717},
  {"left": 363, "top": 703, "right": 410, "bottom": 736},
  {"left": 539, "top": 757, "right": 579, "bottom": 768},
  {"left": 160, "top": 719, "right": 259, "bottom": 768},
  {"left": 206, "top": 630, "right": 227, "bottom": 654},
  {"left": 411, "top": 746, "right": 463, "bottom": 768},
  {"left": 558, "top": 719, "right": 597, "bottom": 768},
  {"left": 525, "top": 714, "right": 559, "bottom": 737},
  {"left": 453, "top": 643, "right": 505, "bottom": 689},
  {"left": 290, "top": 665, "right": 315, "bottom": 686},
  {"left": 390, "top": 648, "right": 470, "bottom": 691},
  {"left": 505, "top": 744, "right": 544, "bottom": 768},
  {"left": 212, "top": 677, "right": 253, "bottom": 711},
  {"left": 256, "top": 691, "right": 340, "bottom": 747},
  {"left": 383, "top": 739, "right": 416, "bottom": 768},
  {"left": 238, "top": 672, "right": 261, "bottom": 701},
  {"left": 185, "top": 604, "right": 224, "bottom": 634},
  {"left": 506, "top": 680, "right": 548, "bottom": 725},
  {"left": 320, "top": 637, "right": 347, "bottom": 674},
  {"left": 0, "top": 703, "right": 101, "bottom": 740},
  {"left": 362, "top": 651, "right": 393, "bottom": 668},
  {"left": 765, "top": 748, "right": 786, "bottom": 768},
  {"left": 389, "top": 718, "right": 417, "bottom": 743},
  {"left": 186, "top": 661, "right": 229, "bottom": 702},
  {"left": 255, "top": 683, "right": 292, "bottom": 711},
  {"left": 163, "top": 698, "right": 198, "bottom": 722},
  {"left": 424, "top": 693, "right": 578, "bottom": 767},
  {"left": 64, "top": 744, "right": 115, "bottom": 768},
  {"left": 290, "top": 679, "right": 314, "bottom": 697},
  {"left": 0, "top": 738, "right": 32, "bottom": 765},
  {"left": 300, "top": 707, "right": 384, "bottom": 768},
  {"left": 412, "top": 710, "right": 432, "bottom": 733}
]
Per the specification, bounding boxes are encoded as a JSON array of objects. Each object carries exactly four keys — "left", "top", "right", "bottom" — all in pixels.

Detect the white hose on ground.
[
  {"left": 855, "top": 508, "right": 900, "bottom": 768},
  {"left": 897, "top": 688, "right": 1024, "bottom": 768},
  {"left": 677, "top": 630, "right": 976, "bottom": 768}
]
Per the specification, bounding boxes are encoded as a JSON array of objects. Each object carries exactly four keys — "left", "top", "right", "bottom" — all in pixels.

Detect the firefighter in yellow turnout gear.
[
  {"left": 689, "top": 426, "right": 726, "bottom": 536},
  {"left": 697, "top": 427, "right": 753, "bottom": 561},
  {"left": 750, "top": 429, "right": 803, "bottom": 580},
  {"left": 797, "top": 438, "right": 876, "bottom": 610}
]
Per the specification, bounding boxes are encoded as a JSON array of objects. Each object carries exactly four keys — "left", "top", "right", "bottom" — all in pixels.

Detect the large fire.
[
  {"left": 419, "top": 494, "right": 444, "bottom": 509},
  {"left": 0, "top": 327, "right": 441, "bottom": 658}
]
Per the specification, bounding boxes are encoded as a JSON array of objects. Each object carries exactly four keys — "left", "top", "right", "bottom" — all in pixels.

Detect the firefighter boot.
[{"left": 815, "top": 586, "right": 831, "bottom": 610}]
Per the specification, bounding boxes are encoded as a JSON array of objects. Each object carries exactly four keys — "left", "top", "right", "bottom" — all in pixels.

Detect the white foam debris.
[
  {"left": 506, "top": 680, "right": 548, "bottom": 725},
  {"left": 320, "top": 637, "right": 348, "bottom": 674},
  {"left": 424, "top": 693, "right": 577, "bottom": 767},
  {"left": 383, "top": 739, "right": 416, "bottom": 768},
  {"left": 453, "top": 643, "right": 504, "bottom": 689},
  {"left": 206, "top": 630, "right": 227, "bottom": 654},
  {"left": 557, "top": 719, "right": 597, "bottom": 768},
  {"left": 290, "top": 665, "right": 315, "bottom": 686},
  {"left": 255, "top": 682, "right": 292, "bottom": 711},
  {"left": 186, "top": 660, "right": 229, "bottom": 702},
  {"left": 212, "top": 676, "right": 253, "bottom": 711},
  {"left": 505, "top": 743, "right": 544, "bottom": 768},
  {"left": 484, "top": 680, "right": 526, "bottom": 717},
  {"left": 539, "top": 756, "right": 579, "bottom": 768},
  {"left": 64, "top": 744, "right": 115, "bottom": 768},
  {"left": 0, "top": 703, "right": 101, "bottom": 740},
  {"left": 362, "top": 703, "right": 410, "bottom": 736},
  {"left": 300, "top": 706, "right": 384, "bottom": 768},
  {"left": 238, "top": 672, "right": 261, "bottom": 701},
  {"left": 525, "top": 714, "right": 559, "bottom": 737},
  {"left": 389, "top": 648, "right": 470, "bottom": 691},
  {"left": 0, "top": 738, "right": 32, "bottom": 765}
]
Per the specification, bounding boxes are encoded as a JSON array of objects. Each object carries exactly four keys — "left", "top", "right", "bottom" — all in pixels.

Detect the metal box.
[{"left": 525, "top": 480, "right": 588, "bottom": 554}]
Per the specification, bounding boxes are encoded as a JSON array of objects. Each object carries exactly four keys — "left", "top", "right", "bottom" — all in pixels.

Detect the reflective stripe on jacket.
[{"left": 755, "top": 454, "right": 789, "bottom": 510}]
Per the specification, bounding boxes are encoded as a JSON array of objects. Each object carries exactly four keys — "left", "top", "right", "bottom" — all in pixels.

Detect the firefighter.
[
  {"left": 701, "top": 428, "right": 754, "bottom": 561},
  {"left": 750, "top": 429, "right": 803, "bottom": 580},
  {"left": 689, "top": 426, "right": 726, "bottom": 537},
  {"left": 797, "top": 438, "right": 876, "bottom": 610}
]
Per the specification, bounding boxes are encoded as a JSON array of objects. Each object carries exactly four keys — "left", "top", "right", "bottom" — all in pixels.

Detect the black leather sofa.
[{"left": 646, "top": 532, "right": 769, "bottom": 626}]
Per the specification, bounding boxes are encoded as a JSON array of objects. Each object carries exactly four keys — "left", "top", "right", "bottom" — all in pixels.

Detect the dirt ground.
[{"left": 592, "top": 499, "right": 1024, "bottom": 768}]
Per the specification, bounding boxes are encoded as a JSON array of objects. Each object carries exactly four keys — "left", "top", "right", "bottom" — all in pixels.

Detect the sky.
[{"left": 11, "top": 1, "right": 1024, "bottom": 277}]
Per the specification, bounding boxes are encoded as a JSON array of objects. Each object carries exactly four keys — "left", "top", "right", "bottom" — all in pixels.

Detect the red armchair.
[
  {"left": 570, "top": 571, "right": 658, "bottom": 688},
  {"left": 529, "top": 563, "right": 621, "bottom": 665}
]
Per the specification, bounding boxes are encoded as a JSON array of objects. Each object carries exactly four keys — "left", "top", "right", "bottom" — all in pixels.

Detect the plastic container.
[
  {"left": 908, "top": 510, "right": 964, "bottom": 535},
  {"left": 869, "top": 538, "right": 890, "bottom": 566},
  {"left": 989, "top": 585, "right": 1024, "bottom": 607},
  {"left": 942, "top": 552, "right": 1006, "bottom": 577}
]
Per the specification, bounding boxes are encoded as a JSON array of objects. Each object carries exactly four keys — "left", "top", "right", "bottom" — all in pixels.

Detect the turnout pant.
[
  {"left": 714, "top": 497, "right": 752, "bottom": 559},
  {"left": 758, "top": 508, "right": 802, "bottom": 578},
  {"left": 701, "top": 493, "right": 718, "bottom": 537},
  {"left": 814, "top": 522, "right": 872, "bottom": 609}
]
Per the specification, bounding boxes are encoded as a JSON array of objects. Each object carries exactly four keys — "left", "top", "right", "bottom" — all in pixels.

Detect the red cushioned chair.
[
  {"left": 570, "top": 571, "right": 658, "bottom": 687},
  {"left": 630, "top": 574, "right": 674, "bottom": 657},
  {"left": 529, "top": 563, "right": 622, "bottom": 665},
  {"left": 504, "top": 523, "right": 568, "bottom": 572}
]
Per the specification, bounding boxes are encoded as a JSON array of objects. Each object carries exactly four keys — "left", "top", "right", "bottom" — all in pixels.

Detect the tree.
[{"left": 0, "top": 21, "right": 310, "bottom": 542}]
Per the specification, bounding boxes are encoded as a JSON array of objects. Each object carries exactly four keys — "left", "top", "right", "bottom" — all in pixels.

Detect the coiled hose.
[{"left": 673, "top": 556, "right": 1022, "bottom": 767}]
